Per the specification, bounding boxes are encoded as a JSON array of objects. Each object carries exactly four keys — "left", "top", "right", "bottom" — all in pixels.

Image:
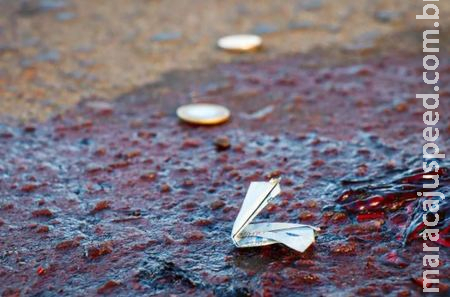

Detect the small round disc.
[
  {"left": 217, "top": 34, "right": 262, "bottom": 52},
  {"left": 176, "top": 103, "right": 230, "bottom": 125}
]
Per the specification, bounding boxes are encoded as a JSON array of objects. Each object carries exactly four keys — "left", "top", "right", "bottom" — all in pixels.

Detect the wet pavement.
[{"left": 1, "top": 0, "right": 450, "bottom": 296}]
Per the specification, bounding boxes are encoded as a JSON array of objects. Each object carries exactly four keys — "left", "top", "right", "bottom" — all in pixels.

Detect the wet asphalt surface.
[{"left": 1, "top": 1, "right": 450, "bottom": 296}]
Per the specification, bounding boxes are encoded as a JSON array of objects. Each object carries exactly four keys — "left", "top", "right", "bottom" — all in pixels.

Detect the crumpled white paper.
[{"left": 231, "top": 178, "right": 319, "bottom": 252}]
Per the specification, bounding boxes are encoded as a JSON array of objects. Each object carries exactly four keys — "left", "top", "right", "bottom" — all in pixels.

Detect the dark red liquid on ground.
[{"left": 0, "top": 50, "right": 449, "bottom": 296}]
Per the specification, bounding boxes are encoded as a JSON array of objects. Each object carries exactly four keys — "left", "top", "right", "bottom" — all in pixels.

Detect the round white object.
[
  {"left": 176, "top": 103, "right": 230, "bottom": 125},
  {"left": 217, "top": 34, "right": 262, "bottom": 52}
]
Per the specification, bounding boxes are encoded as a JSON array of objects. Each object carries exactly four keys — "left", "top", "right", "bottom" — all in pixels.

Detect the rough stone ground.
[
  {"left": 0, "top": 1, "right": 449, "bottom": 297},
  {"left": 0, "top": 0, "right": 449, "bottom": 121}
]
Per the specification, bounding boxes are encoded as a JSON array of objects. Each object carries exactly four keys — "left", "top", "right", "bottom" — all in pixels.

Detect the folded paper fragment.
[{"left": 231, "top": 178, "right": 318, "bottom": 252}]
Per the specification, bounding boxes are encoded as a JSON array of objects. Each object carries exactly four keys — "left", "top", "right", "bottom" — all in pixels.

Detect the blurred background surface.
[{"left": 0, "top": 0, "right": 448, "bottom": 121}]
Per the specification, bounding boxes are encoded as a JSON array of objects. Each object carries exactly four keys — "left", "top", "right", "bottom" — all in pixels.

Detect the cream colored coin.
[
  {"left": 176, "top": 103, "right": 230, "bottom": 125},
  {"left": 217, "top": 34, "right": 262, "bottom": 52}
]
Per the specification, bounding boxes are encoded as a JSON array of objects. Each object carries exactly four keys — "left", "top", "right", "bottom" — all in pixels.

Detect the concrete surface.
[{"left": 0, "top": 0, "right": 448, "bottom": 121}]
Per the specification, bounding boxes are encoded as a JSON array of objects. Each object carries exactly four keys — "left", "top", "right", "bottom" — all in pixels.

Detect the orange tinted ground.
[
  {"left": 1, "top": 1, "right": 449, "bottom": 296},
  {"left": 0, "top": 0, "right": 449, "bottom": 121}
]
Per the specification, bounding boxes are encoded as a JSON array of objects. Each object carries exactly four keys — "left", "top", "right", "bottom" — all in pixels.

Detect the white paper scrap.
[{"left": 231, "top": 178, "right": 318, "bottom": 252}]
